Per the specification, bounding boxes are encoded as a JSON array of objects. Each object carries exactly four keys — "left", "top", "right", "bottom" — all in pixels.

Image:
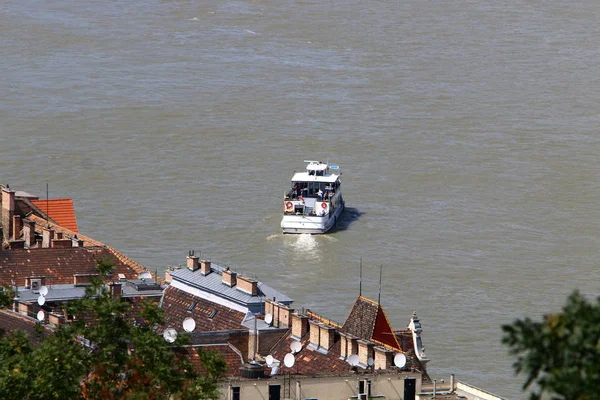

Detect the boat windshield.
[{"left": 287, "top": 181, "right": 339, "bottom": 200}]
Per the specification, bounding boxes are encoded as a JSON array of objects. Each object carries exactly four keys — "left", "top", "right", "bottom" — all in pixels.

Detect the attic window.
[
  {"left": 187, "top": 302, "right": 197, "bottom": 311},
  {"left": 208, "top": 309, "right": 217, "bottom": 319}
]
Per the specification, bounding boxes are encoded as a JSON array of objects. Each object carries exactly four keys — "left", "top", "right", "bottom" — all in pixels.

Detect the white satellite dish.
[
  {"left": 367, "top": 357, "right": 374, "bottom": 367},
  {"left": 394, "top": 353, "right": 407, "bottom": 368},
  {"left": 347, "top": 354, "right": 360, "bottom": 367},
  {"left": 265, "top": 355, "right": 274, "bottom": 367},
  {"left": 182, "top": 317, "right": 196, "bottom": 332},
  {"left": 283, "top": 353, "right": 295, "bottom": 368},
  {"left": 36, "top": 310, "right": 45, "bottom": 321},
  {"left": 37, "top": 295, "right": 46, "bottom": 306},
  {"left": 39, "top": 286, "right": 49, "bottom": 296},
  {"left": 290, "top": 341, "right": 302, "bottom": 354},
  {"left": 264, "top": 313, "right": 273, "bottom": 325},
  {"left": 139, "top": 272, "right": 152, "bottom": 280},
  {"left": 163, "top": 328, "right": 178, "bottom": 343}
]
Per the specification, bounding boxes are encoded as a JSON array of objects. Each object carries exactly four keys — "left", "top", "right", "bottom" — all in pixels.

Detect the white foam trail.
[
  {"left": 189, "top": 17, "right": 199, "bottom": 21},
  {"left": 291, "top": 234, "right": 317, "bottom": 251},
  {"left": 245, "top": 29, "right": 258, "bottom": 35}
]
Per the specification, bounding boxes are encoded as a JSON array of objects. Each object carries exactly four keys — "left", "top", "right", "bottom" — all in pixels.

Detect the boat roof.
[{"left": 290, "top": 160, "right": 341, "bottom": 183}]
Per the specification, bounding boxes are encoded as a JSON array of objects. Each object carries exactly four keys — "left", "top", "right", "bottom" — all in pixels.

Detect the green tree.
[
  {"left": 0, "top": 259, "right": 227, "bottom": 399},
  {"left": 502, "top": 290, "right": 600, "bottom": 400}
]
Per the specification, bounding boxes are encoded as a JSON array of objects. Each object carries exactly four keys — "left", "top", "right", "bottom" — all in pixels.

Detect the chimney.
[
  {"left": 9, "top": 240, "right": 25, "bottom": 250},
  {"left": 308, "top": 320, "right": 321, "bottom": 350},
  {"left": 42, "top": 227, "right": 55, "bottom": 248},
  {"left": 275, "top": 302, "right": 292, "bottom": 328},
  {"left": 73, "top": 274, "right": 97, "bottom": 286},
  {"left": 26, "top": 276, "right": 46, "bottom": 288},
  {"left": 51, "top": 239, "right": 73, "bottom": 248},
  {"left": 291, "top": 313, "right": 309, "bottom": 340},
  {"left": 49, "top": 313, "right": 63, "bottom": 327},
  {"left": 12, "top": 215, "right": 22, "bottom": 241},
  {"left": 1, "top": 187, "right": 15, "bottom": 242},
  {"left": 222, "top": 268, "right": 237, "bottom": 287},
  {"left": 374, "top": 346, "right": 394, "bottom": 370},
  {"left": 236, "top": 275, "right": 258, "bottom": 295},
  {"left": 23, "top": 220, "right": 36, "bottom": 247},
  {"left": 318, "top": 324, "right": 336, "bottom": 353},
  {"left": 187, "top": 252, "right": 199, "bottom": 271},
  {"left": 358, "top": 340, "right": 374, "bottom": 367},
  {"left": 109, "top": 282, "right": 122, "bottom": 298},
  {"left": 200, "top": 259, "right": 211, "bottom": 275}
]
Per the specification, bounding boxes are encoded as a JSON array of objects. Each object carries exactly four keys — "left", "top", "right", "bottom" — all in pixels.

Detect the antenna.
[
  {"left": 367, "top": 357, "right": 374, "bottom": 367},
  {"left": 46, "top": 183, "right": 49, "bottom": 227},
  {"left": 290, "top": 341, "right": 302, "bottom": 354},
  {"left": 182, "top": 317, "right": 196, "bottom": 332},
  {"left": 394, "top": 353, "right": 406, "bottom": 368},
  {"left": 359, "top": 258, "right": 362, "bottom": 296},
  {"left": 378, "top": 264, "right": 383, "bottom": 304},
  {"left": 264, "top": 313, "right": 273, "bottom": 325},
  {"left": 37, "top": 310, "right": 45, "bottom": 321},
  {"left": 347, "top": 354, "right": 359, "bottom": 367},
  {"left": 265, "top": 355, "right": 274, "bottom": 367},
  {"left": 283, "top": 353, "right": 295, "bottom": 368},
  {"left": 40, "top": 286, "right": 49, "bottom": 296},
  {"left": 163, "top": 328, "right": 178, "bottom": 343},
  {"left": 37, "top": 295, "right": 45, "bottom": 306}
]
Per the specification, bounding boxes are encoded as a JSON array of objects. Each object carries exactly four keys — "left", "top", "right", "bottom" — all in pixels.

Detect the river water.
[{"left": 2, "top": 1, "right": 600, "bottom": 398}]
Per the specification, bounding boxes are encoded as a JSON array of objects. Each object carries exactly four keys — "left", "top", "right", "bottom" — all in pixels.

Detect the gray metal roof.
[
  {"left": 169, "top": 264, "right": 293, "bottom": 308},
  {"left": 17, "top": 280, "right": 164, "bottom": 303}
]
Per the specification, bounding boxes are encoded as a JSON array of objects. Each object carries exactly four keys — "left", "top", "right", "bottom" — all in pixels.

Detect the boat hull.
[{"left": 281, "top": 203, "right": 344, "bottom": 234}]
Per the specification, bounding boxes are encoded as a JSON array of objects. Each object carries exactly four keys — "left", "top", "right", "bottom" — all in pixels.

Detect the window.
[
  {"left": 187, "top": 302, "right": 197, "bottom": 311},
  {"left": 231, "top": 386, "right": 240, "bottom": 400},
  {"left": 209, "top": 309, "right": 218, "bottom": 319},
  {"left": 268, "top": 384, "right": 281, "bottom": 400}
]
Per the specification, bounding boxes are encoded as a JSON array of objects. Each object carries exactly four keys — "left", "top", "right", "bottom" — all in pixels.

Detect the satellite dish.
[
  {"left": 290, "top": 341, "right": 302, "bottom": 354},
  {"left": 347, "top": 354, "right": 360, "bottom": 367},
  {"left": 163, "top": 328, "right": 178, "bottom": 343},
  {"left": 37, "top": 295, "right": 46, "bottom": 306},
  {"left": 264, "top": 313, "right": 273, "bottom": 325},
  {"left": 139, "top": 272, "right": 152, "bottom": 280},
  {"left": 183, "top": 317, "right": 196, "bottom": 332},
  {"left": 265, "top": 355, "right": 274, "bottom": 367},
  {"left": 36, "top": 310, "right": 45, "bottom": 321},
  {"left": 39, "top": 286, "right": 49, "bottom": 296},
  {"left": 367, "top": 357, "right": 374, "bottom": 367},
  {"left": 283, "top": 353, "right": 295, "bottom": 368},
  {"left": 394, "top": 353, "right": 407, "bottom": 368}
]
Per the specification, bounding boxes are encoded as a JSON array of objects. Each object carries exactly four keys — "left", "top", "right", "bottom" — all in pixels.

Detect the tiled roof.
[
  {"left": 268, "top": 332, "right": 352, "bottom": 376},
  {"left": 31, "top": 199, "right": 78, "bottom": 232},
  {"left": 340, "top": 296, "right": 401, "bottom": 350},
  {"left": 0, "top": 309, "right": 53, "bottom": 345},
  {"left": 0, "top": 246, "right": 143, "bottom": 286},
  {"left": 174, "top": 344, "right": 244, "bottom": 376},
  {"left": 160, "top": 286, "right": 247, "bottom": 333}
]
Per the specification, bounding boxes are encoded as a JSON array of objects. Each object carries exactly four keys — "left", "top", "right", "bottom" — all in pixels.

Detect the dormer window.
[{"left": 187, "top": 302, "right": 197, "bottom": 311}]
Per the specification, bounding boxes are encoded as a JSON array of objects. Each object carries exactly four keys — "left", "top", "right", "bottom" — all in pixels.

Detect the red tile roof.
[
  {"left": 31, "top": 199, "right": 78, "bottom": 232},
  {"left": 0, "top": 309, "right": 53, "bottom": 345},
  {"left": 160, "top": 286, "right": 247, "bottom": 333},
  {"left": 0, "top": 247, "right": 142, "bottom": 287}
]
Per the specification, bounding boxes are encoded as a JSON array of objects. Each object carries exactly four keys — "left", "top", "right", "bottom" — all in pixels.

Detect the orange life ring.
[
  {"left": 321, "top": 202, "right": 327, "bottom": 209},
  {"left": 285, "top": 201, "right": 293, "bottom": 210}
]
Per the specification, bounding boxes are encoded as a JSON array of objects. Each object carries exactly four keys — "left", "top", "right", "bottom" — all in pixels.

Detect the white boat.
[{"left": 281, "top": 160, "right": 345, "bottom": 234}]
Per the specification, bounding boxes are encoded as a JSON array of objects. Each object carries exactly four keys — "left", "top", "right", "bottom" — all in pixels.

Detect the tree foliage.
[
  {"left": 0, "top": 259, "right": 227, "bottom": 399},
  {"left": 502, "top": 290, "right": 600, "bottom": 400}
]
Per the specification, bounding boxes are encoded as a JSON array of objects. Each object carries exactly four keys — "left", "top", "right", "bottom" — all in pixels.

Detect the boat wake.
[{"left": 291, "top": 233, "right": 317, "bottom": 251}]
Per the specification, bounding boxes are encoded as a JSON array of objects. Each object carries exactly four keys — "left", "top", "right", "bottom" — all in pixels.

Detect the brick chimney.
[
  {"left": 268, "top": 300, "right": 292, "bottom": 328},
  {"left": 187, "top": 252, "right": 199, "bottom": 271},
  {"left": 200, "top": 259, "right": 211, "bottom": 275},
  {"left": 42, "top": 227, "right": 55, "bottom": 248},
  {"left": 222, "top": 268, "right": 237, "bottom": 287},
  {"left": 236, "top": 274, "right": 258, "bottom": 295},
  {"left": 23, "top": 220, "right": 36, "bottom": 248},
  {"left": 109, "top": 282, "right": 122, "bottom": 298},
  {"left": 358, "top": 340, "right": 374, "bottom": 367},
  {"left": 1, "top": 187, "right": 15, "bottom": 242},
  {"left": 51, "top": 239, "right": 73, "bottom": 248},
  {"left": 319, "top": 324, "right": 337, "bottom": 352},
  {"left": 308, "top": 320, "right": 321, "bottom": 350},
  {"left": 12, "top": 215, "right": 22, "bottom": 241},
  {"left": 374, "top": 346, "right": 394, "bottom": 370},
  {"left": 291, "top": 313, "right": 309, "bottom": 340}
]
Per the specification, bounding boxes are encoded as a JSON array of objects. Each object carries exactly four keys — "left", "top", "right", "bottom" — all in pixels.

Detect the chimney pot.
[
  {"left": 222, "top": 268, "right": 237, "bottom": 287},
  {"left": 200, "top": 259, "right": 211, "bottom": 275},
  {"left": 187, "top": 255, "right": 199, "bottom": 271}
]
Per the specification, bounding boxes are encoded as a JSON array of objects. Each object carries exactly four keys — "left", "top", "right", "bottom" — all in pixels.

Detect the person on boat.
[{"left": 317, "top": 189, "right": 323, "bottom": 200}]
